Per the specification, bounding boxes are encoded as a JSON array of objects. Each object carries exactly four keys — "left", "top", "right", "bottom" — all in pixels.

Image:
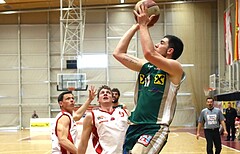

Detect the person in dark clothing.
[
  {"left": 31, "top": 110, "right": 39, "bottom": 118},
  {"left": 196, "top": 97, "right": 228, "bottom": 154},
  {"left": 225, "top": 102, "right": 237, "bottom": 141},
  {"left": 112, "top": 88, "right": 127, "bottom": 109}
]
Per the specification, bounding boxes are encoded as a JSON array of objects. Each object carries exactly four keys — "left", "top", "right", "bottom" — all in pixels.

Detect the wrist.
[
  {"left": 139, "top": 24, "right": 148, "bottom": 28},
  {"left": 87, "top": 98, "right": 93, "bottom": 102},
  {"left": 132, "top": 24, "right": 139, "bottom": 31}
]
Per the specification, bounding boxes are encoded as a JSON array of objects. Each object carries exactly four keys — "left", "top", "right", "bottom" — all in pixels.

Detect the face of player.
[
  {"left": 98, "top": 88, "right": 113, "bottom": 105},
  {"left": 154, "top": 37, "right": 170, "bottom": 57},
  {"left": 112, "top": 91, "right": 119, "bottom": 104},
  {"left": 206, "top": 98, "right": 214, "bottom": 109},
  {"left": 60, "top": 93, "right": 75, "bottom": 113}
]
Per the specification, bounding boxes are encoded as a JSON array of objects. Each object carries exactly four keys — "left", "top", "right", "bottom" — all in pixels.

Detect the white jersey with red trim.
[
  {"left": 92, "top": 107, "right": 129, "bottom": 154},
  {"left": 51, "top": 111, "right": 78, "bottom": 154}
]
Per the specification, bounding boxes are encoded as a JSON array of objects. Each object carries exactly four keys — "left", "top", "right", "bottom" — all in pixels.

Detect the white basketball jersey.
[{"left": 91, "top": 107, "right": 129, "bottom": 154}]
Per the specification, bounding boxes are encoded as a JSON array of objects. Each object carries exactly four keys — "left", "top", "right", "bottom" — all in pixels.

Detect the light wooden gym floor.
[{"left": 0, "top": 127, "right": 239, "bottom": 154}]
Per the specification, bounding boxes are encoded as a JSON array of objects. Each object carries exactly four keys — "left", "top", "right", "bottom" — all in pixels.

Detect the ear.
[
  {"left": 59, "top": 101, "right": 63, "bottom": 107},
  {"left": 167, "top": 48, "right": 174, "bottom": 55}
]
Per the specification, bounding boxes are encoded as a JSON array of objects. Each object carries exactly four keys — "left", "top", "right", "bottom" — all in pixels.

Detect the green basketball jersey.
[{"left": 129, "top": 62, "right": 185, "bottom": 125}]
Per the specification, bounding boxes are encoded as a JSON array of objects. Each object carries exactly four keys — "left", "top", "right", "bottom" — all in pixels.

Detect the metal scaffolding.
[{"left": 60, "top": 0, "right": 84, "bottom": 71}]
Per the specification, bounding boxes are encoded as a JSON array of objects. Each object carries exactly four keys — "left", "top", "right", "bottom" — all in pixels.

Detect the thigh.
[
  {"left": 124, "top": 125, "right": 141, "bottom": 153},
  {"left": 131, "top": 125, "right": 169, "bottom": 154},
  {"left": 204, "top": 129, "right": 213, "bottom": 144},
  {"left": 213, "top": 130, "right": 221, "bottom": 148}
]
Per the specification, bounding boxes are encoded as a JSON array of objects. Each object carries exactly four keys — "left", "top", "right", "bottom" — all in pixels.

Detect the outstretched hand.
[{"left": 88, "top": 85, "right": 97, "bottom": 101}]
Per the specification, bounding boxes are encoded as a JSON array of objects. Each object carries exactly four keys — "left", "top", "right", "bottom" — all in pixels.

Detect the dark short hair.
[
  {"left": 97, "top": 85, "right": 112, "bottom": 99},
  {"left": 112, "top": 88, "right": 120, "bottom": 96},
  {"left": 206, "top": 97, "right": 214, "bottom": 101},
  {"left": 58, "top": 91, "right": 73, "bottom": 103},
  {"left": 164, "top": 35, "right": 184, "bottom": 60}
]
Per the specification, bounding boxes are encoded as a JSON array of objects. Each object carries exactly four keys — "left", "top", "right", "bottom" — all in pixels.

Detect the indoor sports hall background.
[{"left": 0, "top": 0, "right": 239, "bottom": 130}]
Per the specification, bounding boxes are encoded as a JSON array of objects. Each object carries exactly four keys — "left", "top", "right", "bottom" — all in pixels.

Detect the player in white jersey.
[
  {"left": 77, "top": 85, "right": 129, "bottom": 154},
  {"left": 52, "top": 86, "right": 96, "bottom": 154}
]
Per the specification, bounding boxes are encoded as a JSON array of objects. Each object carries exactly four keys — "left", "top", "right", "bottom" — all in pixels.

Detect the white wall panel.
[
  {"left": 50, "top": 25, "right": 60, "bottom": 41},
  {"left": 108, "top": 25, "right": 133, "bottom": 37},
  {"left": 0, "top": 85, "right": 18, "bottom": 98},
  {"left": 0, "top": 25, "right": 18, "bottom": 38},
  {"left": 0, "top": 107, "right": 19, "bottom": 127},
  {"left": 85, "top": 10, "right": 106, "bottom": 23},
  {"left": 109, "top": 68, "right": 135, "bottom": 81},
  {"left": 108, "top": 9, "right": 135, "bottom": 24},
  {"left": 0, "top": 41, "right": 18, "bottom": 53},
  {"left": 83, "top": 40, "right": 106, "bottom": 53},
  {"left": 107, "top": 38, "right": 136, "bottom": 52},
  {"left": 20, "top": 25, "right": 48, "bottom": 39},
  {"left": 81, "top": 69, "right": 106, "bottom": 82},
  {"left": 0, "top": 56, "right": 18, "bottom": 68},
  {"left": 22, "top": 84, "right": 48, "bottom": 98},
  {"left": 22, "top": 70, "right": 48, "bottom": 82},
  {"left": 22, "top": 98, "right": 49, "bottom": 104},
  {"left": 0, "top": 71, "right": 19, "bottom": 82},
  {"left": 84, "top": 24, "right": 105, "bottom": 38},
  {"left": 21, "top": 40, "right": 48, "bottom": 53},
  {"left": 50, "top": 42, "right": 61, "bottom": 53},
  {"left": 21, "top": 55, "right": 48, "bottom": 68},
  {"left": 0, "top": 98, "right": 18, "bottom": 104}
]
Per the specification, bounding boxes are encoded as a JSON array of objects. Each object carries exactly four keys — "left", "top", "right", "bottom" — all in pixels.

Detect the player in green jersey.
[{"left": 113, "top": 4, "right": 185, "bottom": 154}]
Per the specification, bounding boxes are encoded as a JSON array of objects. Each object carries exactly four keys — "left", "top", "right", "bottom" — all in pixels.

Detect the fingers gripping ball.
[{"left": 134, "top": 0, "right": 160, "bottom": 26}]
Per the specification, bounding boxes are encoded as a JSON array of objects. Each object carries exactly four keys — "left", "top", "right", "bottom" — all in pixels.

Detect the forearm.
[
  {"left": 139, "top": 25, "right": 155, "bottom": 59},
  {"left": 196, "top": 122, "right": 202, "bottom": 140},
  {"left": 113, "top": 24, "right": 144, "bottom": 71},
  {"left": 113, "top": 24, "right": 138, "bottom": 56},
  {"left": 73, "top": 98, "right": 92, "bottom": 121},
  {"left": 197, "top": 122, "right": 202, "bottom": 134},
  {"left": 78, "top": 141, "right": 88, "bottom": 154},
  {"left": 78, "top": 115, "right": 92, "bottom": 154},
  {"left": 221, "top": 120, "right": 227, "bottom": 132},
  {"left": 59, "top": 138, "right": 77, "bottom": 154}
]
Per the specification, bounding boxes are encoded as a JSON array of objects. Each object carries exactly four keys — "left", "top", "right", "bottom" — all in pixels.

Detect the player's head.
[
  {"left": 206, "top": 97, "right": 214, "bottom": 108},
  {"left": 58, "top": 91, "right": 73, "bottom": 103},
  {"left": 112, "top": 88, "right": 120, "bottom": 104},
  {"left": 97, "top": 85, "right": 112, "bottom": 99},
  {"left": 164, "top": 35, "right": 184, "bottom": 60},
  {"left": 57, "top": 91, "right": 75, "bottom": 112}
]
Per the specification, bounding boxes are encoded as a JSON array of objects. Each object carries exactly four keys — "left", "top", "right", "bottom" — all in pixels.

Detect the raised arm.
[
  {"left": 113, "top": 24, "right": 146, "bottom": 72},
  {"left": 77, "top": 113, "right": 93, "bottom": 154},
  {"left": 73, "top": 86, "right": 96, "bottom": 121},
  {"left": 135, "top": 4, "right": 183, "bottom": 85}
]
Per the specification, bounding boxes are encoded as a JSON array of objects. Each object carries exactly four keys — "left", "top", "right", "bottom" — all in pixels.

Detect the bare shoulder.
[
  {"left": 57, "top": 115, "right": 71, "bottom": 130},
  {"left": 58, "top": 114, "right": 71, "bottom": 123},
  {"left": 167, "top": 59, "right": 184, "bottom": 85},
  {"left": 83, "top": 112, "right": 93, "bottom": 125}
]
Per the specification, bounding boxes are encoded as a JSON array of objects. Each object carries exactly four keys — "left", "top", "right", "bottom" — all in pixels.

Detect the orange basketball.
[{"left": 134, "top": 0, "right": 160, "bottom": 26}]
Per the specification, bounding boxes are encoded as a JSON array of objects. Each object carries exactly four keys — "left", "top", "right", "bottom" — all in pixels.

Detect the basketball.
[{"left": 134, "top": 0, "right": 160, "bottom": 26}]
